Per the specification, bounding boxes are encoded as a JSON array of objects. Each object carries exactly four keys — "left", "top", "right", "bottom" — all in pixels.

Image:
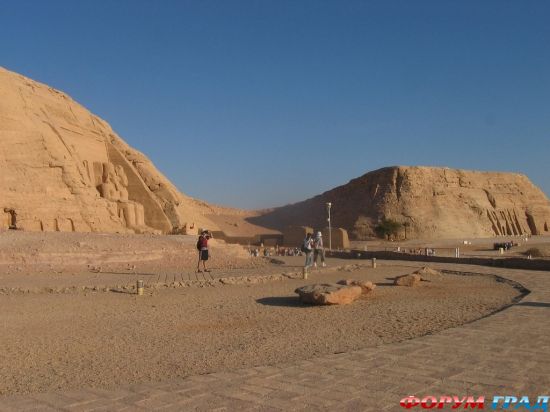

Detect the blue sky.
[{"left": 1, "top": 1, "right": 549, "bottom": 208}]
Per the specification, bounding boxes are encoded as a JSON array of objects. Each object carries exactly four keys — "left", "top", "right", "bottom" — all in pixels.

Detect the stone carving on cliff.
[
  {"left": 0, "top": 66, "right": 218, "bottom": 234},
  {"left": 248, "top": 166, "right": 550, "bottom": 240}
]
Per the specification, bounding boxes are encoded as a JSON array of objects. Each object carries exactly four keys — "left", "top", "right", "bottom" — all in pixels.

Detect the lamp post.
[{"left": 326, "top": 202, "right": 332, "bottom": 252}]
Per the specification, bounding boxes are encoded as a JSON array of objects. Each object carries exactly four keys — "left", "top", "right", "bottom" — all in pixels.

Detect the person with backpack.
[
  {"left": 196, "top": 230, "right": 212, "bottom": 273},
  {"left": 313, "top": 231, "right": 326, "bottom": 268},
  {"left": 302, "top": 233, "right": 314, "bottom": 268}
]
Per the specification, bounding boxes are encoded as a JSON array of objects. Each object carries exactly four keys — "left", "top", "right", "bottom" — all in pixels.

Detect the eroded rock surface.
[
  {"left": 295, "top": 283, "right": 362, "bottom": 305},
  {"left": 0, "top": 66, "right": 219, "bottom": 233},
  {"left": 394, "top": 274, "right": 422, "bottom": 287},
  {"left": 413, "top": 266, "right": 443, "bottom": 281},
  {"left": 336, "top": 279, "right": 376, "bottom": 293},
  {"left": 249, "top": 166, "right": 550, "bottom": 239}
]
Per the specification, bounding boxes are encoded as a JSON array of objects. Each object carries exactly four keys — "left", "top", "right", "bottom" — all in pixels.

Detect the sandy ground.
[
  {"left": 0, "top": 246, "right": 522, "bottom": 395},
  {"left": 0, "top": 231, "right": 272, "bottom": 291},
  {"left": 205, "top": 213, "right": 280, "bottom": 237}
]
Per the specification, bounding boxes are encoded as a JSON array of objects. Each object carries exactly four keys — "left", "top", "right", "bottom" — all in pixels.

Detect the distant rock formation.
[
  {"left": 0, "top": 66, "right": 218, "bottom": 233},
  {"left": 248, "top": 166, "right": 550, "bottom": 239}
]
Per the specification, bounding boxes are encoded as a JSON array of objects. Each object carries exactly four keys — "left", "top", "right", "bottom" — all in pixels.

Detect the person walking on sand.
[
  {"left": 313, "top": 231, "right": 326, "bottom": 268},
  {"left": 196, "top": 230, "right": 212, "bottom": 273},
  {"left": 302, "top": 233, "right": 314, "bottom": 268}
]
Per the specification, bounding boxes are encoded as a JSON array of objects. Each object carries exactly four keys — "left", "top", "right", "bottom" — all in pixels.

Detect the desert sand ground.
[
  {"left": 0, "top": 231, "right": 270, "bottom": 292},
  {"left": 0, "top": 232, "right": 523, "bottom": 396}
]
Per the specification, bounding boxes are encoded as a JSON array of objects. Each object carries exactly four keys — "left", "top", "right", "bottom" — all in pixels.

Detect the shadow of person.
[{"left": 110, "top": 288, "right": 137, "bottom": 295}]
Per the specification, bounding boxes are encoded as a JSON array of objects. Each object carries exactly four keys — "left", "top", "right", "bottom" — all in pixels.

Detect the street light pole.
[{"left": 326, "top": 202, "right": 332, "bottom": 252}]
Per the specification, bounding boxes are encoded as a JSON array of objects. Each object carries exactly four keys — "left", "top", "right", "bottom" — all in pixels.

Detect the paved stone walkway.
[{"left": 1, "top": 261, "right": 549, "bottom": 411}]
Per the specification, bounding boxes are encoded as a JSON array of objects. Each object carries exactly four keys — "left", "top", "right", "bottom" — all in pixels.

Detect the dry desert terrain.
[{"left": 0, "top": 231, "right": 524, "bottom": 396}]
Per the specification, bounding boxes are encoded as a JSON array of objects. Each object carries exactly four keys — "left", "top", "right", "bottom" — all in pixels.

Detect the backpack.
[
  {"left": 300, "top": 239, "right": 310, "bottom": 253},
  {"left": 196, "top": 236, "right": 202, "bottom": 251}
]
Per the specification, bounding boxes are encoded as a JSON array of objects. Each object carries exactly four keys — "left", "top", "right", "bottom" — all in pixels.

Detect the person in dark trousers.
[
  {"left": 302, "top": 233, "right": 314, "bottom": 268},
  {"left": 196, "top": 230, "right": 212, "bottom": 273}
]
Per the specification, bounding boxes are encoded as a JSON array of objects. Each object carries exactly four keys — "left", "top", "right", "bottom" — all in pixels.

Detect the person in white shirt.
[{"left": 313, "top": 231, "right": 326, "bottom": 267}]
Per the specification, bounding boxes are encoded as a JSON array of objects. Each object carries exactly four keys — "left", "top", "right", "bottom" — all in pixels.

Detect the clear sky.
[{"left": 1, "top": 1, "right": 549, "bottom": 209}]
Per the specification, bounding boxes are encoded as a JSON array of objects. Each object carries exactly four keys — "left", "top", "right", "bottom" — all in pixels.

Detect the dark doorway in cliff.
[
  {"left": 3, "top": 208, "right": 17, "bottom": 230},
  {"left": 525, "top": 212, "right": 537, "bottom": 235}
]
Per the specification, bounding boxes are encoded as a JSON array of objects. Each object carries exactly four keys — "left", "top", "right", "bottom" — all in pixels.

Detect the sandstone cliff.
[
  {"left": 0, "top": 66, "right": 218, "bottom": 233},
  {"left": 248, "top": 166, "right": 550, "bottom": 239}
]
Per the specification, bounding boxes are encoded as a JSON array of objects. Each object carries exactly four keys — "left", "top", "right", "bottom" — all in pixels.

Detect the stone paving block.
[
  {"left": 246, "top": 392, "right": 300, "bottom": 410},
  {"left": 108, "top": 392, "right": 152, "bottom": 405},
  {"left": 249, "top": 404, "right": 283, "bottom": 412},
  {"left": 72, "top": 387, "right": 134, "bottom": 401},
  {"left": 194, "top": 395, "right": 256, "bottom": 410},
  {"left": 201, "top": 394, "right": 258, "bottom": 410},
  {"left": 209, "top": 371, "right": 250, "bottom": 381},
  {"left": 0, "top": 399, "right": 47, "bottom": 412},
  {"left": 252, "top": 366, "right": 282, "bottom": 376},
  {"left": 215, "top": 388, "right": 269, "bottom": 404},
  {"left": 239, "top": 384, "right": 276, "bottom": 397},
  {"left": 29, "top": 392, "right": 82, "bottom": 408},
  {"left": 63, "top": 397, "right": 127, "bottom": 412}
]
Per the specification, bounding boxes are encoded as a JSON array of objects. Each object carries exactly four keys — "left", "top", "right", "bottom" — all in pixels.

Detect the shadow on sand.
[
  {"left": 516, "top": 302, "right": 550, "bottom": 308},
  {"left": 256, "top": 296, "right": 306, "bottom": 307},
  {"left": 99, "top": 272, "right": 157, "bottom": 277},
  {"left": 376, "top": 282, "right": 395, "bottom": 287},
  {"left": 109, "top": 289, "right": 137, "bottom": 295}
]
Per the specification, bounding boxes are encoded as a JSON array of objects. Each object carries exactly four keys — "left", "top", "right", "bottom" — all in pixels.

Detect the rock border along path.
[
  {"left": 1, "top": 261, "right": 549, "bottom": 411},
  {"left": 0, "top": 259, "right": 354, "bottom": 295}
]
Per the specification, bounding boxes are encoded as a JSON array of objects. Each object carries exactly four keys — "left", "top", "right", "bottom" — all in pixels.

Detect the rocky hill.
[
  {"left": 248, "top": 166, "right": 550, "bottom": 239},
  {"left": 0, "top": 66, "right": 222, "bottom": 234},
  {"left": 3, "top": 67, "right": 549, "bottom": 240}
]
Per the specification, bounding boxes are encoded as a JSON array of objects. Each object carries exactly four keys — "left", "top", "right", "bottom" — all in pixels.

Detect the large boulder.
[
  {"left": 295, "top": 283, "right": 362, "bottom": 305},
  {"left": 336, "top": 279, "right": 376, "bottom": 294},
  {"left": 394, "top": 273, "right": 421, "bottom": 287}
]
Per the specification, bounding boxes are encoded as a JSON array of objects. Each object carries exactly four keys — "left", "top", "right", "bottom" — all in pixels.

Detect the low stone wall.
[
  {"left": 210, "top": 231, "right": 283, "bottom": 246},
  {"left": 330, "top": 250, "right": 550, "bottom": 271}
]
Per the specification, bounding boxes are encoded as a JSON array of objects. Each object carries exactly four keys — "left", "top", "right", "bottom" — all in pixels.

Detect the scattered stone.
[
  {"left": 337, "top": 279, "right": 376, "bottom": 294},
  {"left": 88, "top": 265, "right": 101, "bottom": 273},
  {"left": 413, "top": 266, "right": 442, "bottom": 281},
  {"left": 394, "top": 274, "right": 422, "bottom": 287},
  {"left": 295, "top": 283, "right": 362, "bottom": 305}
]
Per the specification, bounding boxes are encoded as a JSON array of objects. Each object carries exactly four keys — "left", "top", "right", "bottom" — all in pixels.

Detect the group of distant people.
[
  {"left": 493, "top": 241, "right": 516, "bottom": 251},
  {"left": 199, "top": 229, "right": 329, "bottom": 272},
  {"left": 249, "top": 246, "right": 302, "bottom": 257}
]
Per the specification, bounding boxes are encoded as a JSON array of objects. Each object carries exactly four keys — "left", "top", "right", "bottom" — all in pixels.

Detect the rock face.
[
  {"left": 295, "top": 283, "right": 363, "bottom": 305},
  {"left": 0, "top": 66, "right": 219, "bottom": 233},
  {"left": 249, "top": 166, "right": 550, "bottom": 239}
]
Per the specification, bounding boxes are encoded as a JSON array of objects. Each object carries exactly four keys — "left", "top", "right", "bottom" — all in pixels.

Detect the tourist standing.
[
  {"left": 313, "top": 231, "right": 326, "bottom": 267},
  {"left": 302, "top": 233, "right": 314, "bottom": 268},
  {"left": 196, "top": 230, "right": 212, "bottom": 273}
]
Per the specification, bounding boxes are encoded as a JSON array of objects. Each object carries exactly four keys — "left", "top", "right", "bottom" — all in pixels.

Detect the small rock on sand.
[
  {"left": 295, "top": 283, "right": 362, "bottom": 305},
  {"left": 336, "top": 279, "right": 376, "bottom": 294},
  {"left": 394, "top": 273, "right": 422, "bottom": 287},
  {"left": 413, "top": 266, "right": 443, "bottom": 281}
]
